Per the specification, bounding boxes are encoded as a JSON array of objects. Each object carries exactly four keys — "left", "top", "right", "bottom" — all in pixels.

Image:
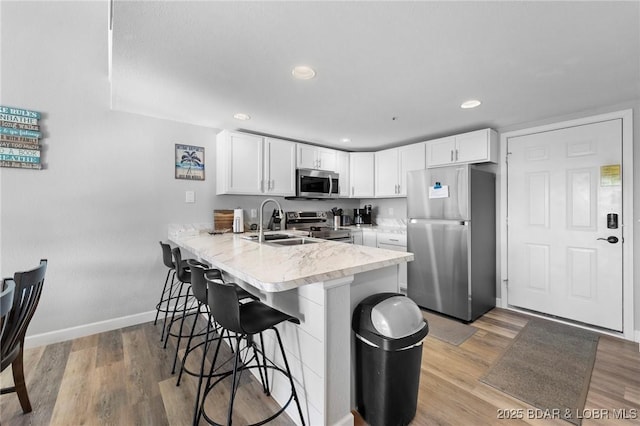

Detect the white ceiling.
[{"left": 110, "top": 1, "right": 640, "bottom": 151}]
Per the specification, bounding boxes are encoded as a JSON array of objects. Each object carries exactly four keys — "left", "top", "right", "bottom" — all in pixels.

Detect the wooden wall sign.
[{"left": 0, "top": 106, "right": 43, "bottom": 170}]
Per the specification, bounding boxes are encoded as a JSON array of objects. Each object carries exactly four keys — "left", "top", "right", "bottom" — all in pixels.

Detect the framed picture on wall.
[{"left": 175, "top": 144, "right": 205, "bottom": 180}]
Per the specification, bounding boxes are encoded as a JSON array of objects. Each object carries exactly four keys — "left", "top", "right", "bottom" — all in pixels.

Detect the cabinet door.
[
  {"left": 398, "top": 143, "right": 426, "bottom": 196},
  {"left": 426, "top": 136, "right": 456, "bottom": 167},
  {"left": 374, "top": 148, "right": 399, "bottom": 197},
  {"left": 363, "top": 231, "right": 377, "bottom": 247},
  {"left": 349, "top": 153, "right": 375, "bottom": 198},
  {"left": 217, "top": 131, "right": 263, "bottom": 194},
  {"left": 352, "top": 230, "right": 363, "bottom": 245},
  {"left": 455, "top": 129, "right": 489, "bottom": 163},
  {"left": 336, "top": 150, "right": 350, "bottom": 198},
  {"left": 296, "top": 144, "right": 318, "bottom": 169},
  {"left": 317, "top": 147, "right": 337, "bottom": 171},
  {"left": 265, "top": 138, "right": 296, "bottom": 196}
]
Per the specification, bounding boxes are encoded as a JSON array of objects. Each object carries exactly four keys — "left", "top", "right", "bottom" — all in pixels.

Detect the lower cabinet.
[{"left": 376, "top": 232, "right": 408, "bottom": 293}]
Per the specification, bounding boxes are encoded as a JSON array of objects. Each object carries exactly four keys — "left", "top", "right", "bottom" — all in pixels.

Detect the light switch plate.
[
  {"left": 185, "top": 190, "right": 195, "bottom": 203},
  {"left": 250, "top": 209, "right": 257, "bottom": 218},
  {"left": 388, "top": 207, "right": 394, "bottom": 215}
]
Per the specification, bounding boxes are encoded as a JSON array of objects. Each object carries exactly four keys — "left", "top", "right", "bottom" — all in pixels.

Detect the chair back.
[
  {"left": 187, "top": 262, "right": 223, "bottom": 305},
  {"left": 0, "top": 280, "right": 16, "bottom": 340},
  {"left": 159, "top": 241, "right": 174, "bottom": 269},
  {"left": 206, "top": 279, "right": 243, "bottom": 334},
  {"left": 171, "top": 247, "right": 190, "bottom": 283},
  {"left": 1, "top": 260, "right": 47, "bottom": 371}
]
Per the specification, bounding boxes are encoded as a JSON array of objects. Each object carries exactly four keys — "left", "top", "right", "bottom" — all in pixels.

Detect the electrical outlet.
[
  {"left": 185, "top": 190, "right": 195, "bottom": 203},
  {"left": 388, "top": 207, "right": 394, "bottom": 216},
  {"left": 251, "top": 209, "right": 257, "bottom": 218}
]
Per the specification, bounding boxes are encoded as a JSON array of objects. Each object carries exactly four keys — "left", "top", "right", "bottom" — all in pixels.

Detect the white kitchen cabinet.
[
  {"left": 376, "top": 232, "right": 408, "bottom": 292},
  {"left": 297, "top": 143, "right": 337, "bottom": 171},
  {"left": 427, "top": 128, "right": 498, "bottom": 167},
  {"left": 375, "top": 142, "right": 425, "bottom": 197},
  {"left": 216, "top": 131, "right": 295, "bottom": 196},
  {"left": 351, "top": 229, "right": 363, "bottom": 245},
  {"left": 349, "top": 152, "right": 375, "bottom": 198},
  {"left": 335, "top": 150, "right": 350, "bottom": 198},
  {"left": 263, "top": 137, "right": 296, "bottom": 196},
  {"left": 363, "top": 231, "right": 377, "bottom": 247}
]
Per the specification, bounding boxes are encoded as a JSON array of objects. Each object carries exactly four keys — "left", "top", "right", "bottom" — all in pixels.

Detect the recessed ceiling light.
[
  {"left": 292, "top": 65, "right": 316, "bottom": 80},
  {"left": 233, "top": 113, "right": 251, "bottom": 120},
  {"left": 460, "top": 99, "right": 482, "bottom": 109},
  {"left": 340, "top": 138, "right": 351, "bottom": 143}
]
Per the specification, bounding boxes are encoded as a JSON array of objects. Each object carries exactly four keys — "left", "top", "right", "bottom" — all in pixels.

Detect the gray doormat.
[
  {"left": 480, "top": 318, "right": 599, "bottom": 425},
  {"left": 421, "top": 311, "right": 477, "bottom": 346}
]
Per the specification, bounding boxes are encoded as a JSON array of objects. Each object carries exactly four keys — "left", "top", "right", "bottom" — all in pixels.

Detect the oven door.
[{"left": 297, "top": 169, "right": 339, "bottom": 198}]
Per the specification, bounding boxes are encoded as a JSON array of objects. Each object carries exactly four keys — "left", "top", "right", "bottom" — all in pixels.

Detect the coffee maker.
[{"left": 353, "top": 205, "right": 372, "bottom": 225}]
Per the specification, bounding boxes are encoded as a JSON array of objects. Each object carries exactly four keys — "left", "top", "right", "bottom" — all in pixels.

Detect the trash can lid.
[{"left": 371, "top": 295, "right": 425, "bottom": 338}]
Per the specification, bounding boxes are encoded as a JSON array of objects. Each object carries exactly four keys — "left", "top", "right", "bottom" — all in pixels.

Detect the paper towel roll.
[{"left": 233, "top": 208, "right": 244, "bottom": 233}]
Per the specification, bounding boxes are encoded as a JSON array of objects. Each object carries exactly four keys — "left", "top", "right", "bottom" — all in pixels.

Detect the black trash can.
[{"left": 352, "top": 292, "right": 429, "bottom": 426}]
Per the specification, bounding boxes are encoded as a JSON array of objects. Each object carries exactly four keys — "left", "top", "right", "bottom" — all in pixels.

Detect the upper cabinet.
[
  {"left": 264, "top": 137, "right": 297, "bottom": 196},
  {"left": 427, "top": 128, "right": 498, "bottom": 167},
  {"left": 375, "top": 142, "right": 426, "bottom": 197},
  {"left": 349, "top": 152, "right": 375, "bottom": 198},
  {"left": 335, "top": 150, "right": 350, "bottom": 198},
  {"left": 217, "top": 131, "right": 295, "bottom": 196},
  {"left": 297, "top": 144, "right": 337, "bottom": 171}
]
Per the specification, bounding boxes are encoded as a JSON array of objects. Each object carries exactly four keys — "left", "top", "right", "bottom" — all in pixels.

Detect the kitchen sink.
[{"left": 267, "top": 237, "right": 321, "bottom": 246}]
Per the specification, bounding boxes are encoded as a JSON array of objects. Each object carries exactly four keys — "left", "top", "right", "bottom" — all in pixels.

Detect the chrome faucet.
[{"left": 258, "top": 198, "right": 284, "bottom": 243}]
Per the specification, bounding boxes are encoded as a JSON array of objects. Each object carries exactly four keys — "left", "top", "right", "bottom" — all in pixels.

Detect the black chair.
[
  {"left": 197, "top": 278, "right": 305, "bottom": 426},
  {"left": 0, "top": 280, "right": 16, "bottom": 346},
  {"left": 176, "top": 262, "right": 258, "bottom": 385},
  {"left": 1, "top": 259, "right": 47, "bottom": 414},
  {"left": 155, "top": 241, "right": 185, "bottom": 342},
  {"left": 165, "top": 247, "right": 211, "bottom": 374}
]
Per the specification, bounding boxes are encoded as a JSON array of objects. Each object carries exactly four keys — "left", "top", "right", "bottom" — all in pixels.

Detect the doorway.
[{"left": 500, "top": 110, "right": 634, "bottom": 337}]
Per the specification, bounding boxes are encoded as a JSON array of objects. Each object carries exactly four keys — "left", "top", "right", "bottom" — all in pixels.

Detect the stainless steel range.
[{"left": 284, "top": 211, "right": 352, "bottom": 243}]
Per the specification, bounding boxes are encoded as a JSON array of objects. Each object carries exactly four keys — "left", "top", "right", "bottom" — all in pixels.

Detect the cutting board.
[{"left": 213, "top": 209, "right": 234, "bottom": 233}]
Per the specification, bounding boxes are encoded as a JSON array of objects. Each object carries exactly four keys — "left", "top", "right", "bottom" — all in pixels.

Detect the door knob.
[{"left": 597, "top": 236, "right": 619, "bottom": 244}]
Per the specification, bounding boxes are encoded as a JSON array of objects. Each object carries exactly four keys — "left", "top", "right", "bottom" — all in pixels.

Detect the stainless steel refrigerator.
[{"left": 407, "top": 165, "right": 496, "bottom": 322}]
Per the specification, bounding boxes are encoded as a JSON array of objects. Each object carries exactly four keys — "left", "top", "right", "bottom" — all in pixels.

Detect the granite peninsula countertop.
[{"left": 168, "top": 225, "right": 413, "bottom": 293}]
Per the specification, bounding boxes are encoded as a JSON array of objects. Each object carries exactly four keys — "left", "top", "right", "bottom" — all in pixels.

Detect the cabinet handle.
[
  {"left": 397, "top": 184, "right": 400, "bottom": 194},
  {"left": 450, "top": 150, "right": 454, "bottom": 161},
  {"left": 352, "top": 186, "right": 355, "bottom": 196},
  {"left": 455, "top": 149, "right": 459, "bottom": 161}
]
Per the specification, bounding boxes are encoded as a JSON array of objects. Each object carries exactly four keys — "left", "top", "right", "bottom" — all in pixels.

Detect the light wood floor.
[{"left": 1, "top": 308, "right": 639, "bottom": 425}]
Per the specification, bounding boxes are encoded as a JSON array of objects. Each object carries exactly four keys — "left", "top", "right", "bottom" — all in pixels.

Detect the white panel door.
[{"left": 507, "top": 119, "right": 623, "bottom": 331}]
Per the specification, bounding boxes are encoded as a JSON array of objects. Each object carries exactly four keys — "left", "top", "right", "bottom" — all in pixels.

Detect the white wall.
[{"left": 0, "top": 1, "right": 358, "bottom": 343}]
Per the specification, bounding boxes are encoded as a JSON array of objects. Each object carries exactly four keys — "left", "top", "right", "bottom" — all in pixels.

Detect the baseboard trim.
[{"left": 24, "top": 310, "right": 157, "bottom": 349}]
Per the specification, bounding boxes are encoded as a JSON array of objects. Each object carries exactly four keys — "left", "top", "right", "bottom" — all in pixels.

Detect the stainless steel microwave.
[{"left": 296, "top": 168, "right": 339, "bottom": 199}]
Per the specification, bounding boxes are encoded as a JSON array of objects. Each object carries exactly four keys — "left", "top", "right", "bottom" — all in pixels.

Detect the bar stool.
[
  {"left": 164, "top": 247, "right": 207, "bottom": 374},
  {"left": 155, "top": 241, "right": 186, "bottom": 342},
  {"left": 176, "top": 261, "right": 257, "bottom": 385},
  {"left": 197, "top": 278, "right": 306, "bottom": 426}
]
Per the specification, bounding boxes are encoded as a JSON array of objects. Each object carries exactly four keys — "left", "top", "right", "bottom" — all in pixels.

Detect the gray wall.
[
  {"left": 1, "top": 1, "right": 638, "bottom": 339},
  {"left": 0, "top": 1, "right": 357, "bottom": 338}
]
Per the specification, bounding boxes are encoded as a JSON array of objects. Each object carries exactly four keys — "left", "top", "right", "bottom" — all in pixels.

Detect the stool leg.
[
  {"left": 273, "top": 327, "right": 306, "bottom": 426},
  {"left": 164, "top": 279, "right": 186, "bottom": 349},
  {"left": 172, "top": 286, "right": 195, "bottom": 374},
  {"left": 155, "top": 268, "right": 173, "bottom": 325},
  {"left": 192, "top": 315, "right": 212, "bottom": 426},
  {"left": 160, "top": 270, "right": 177, "bottom": 341},
  {"left": 177, "top": 300, "right": 202, "bottom": 385},
  {"left": 197, "top": 323, "right": 227, "bottom": 426},
  {"left": 227, "top": 335, "right": 243, "bottom": 426},
  {"left": 258, "top": 332, "right": 271, "bottom": 395}
]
